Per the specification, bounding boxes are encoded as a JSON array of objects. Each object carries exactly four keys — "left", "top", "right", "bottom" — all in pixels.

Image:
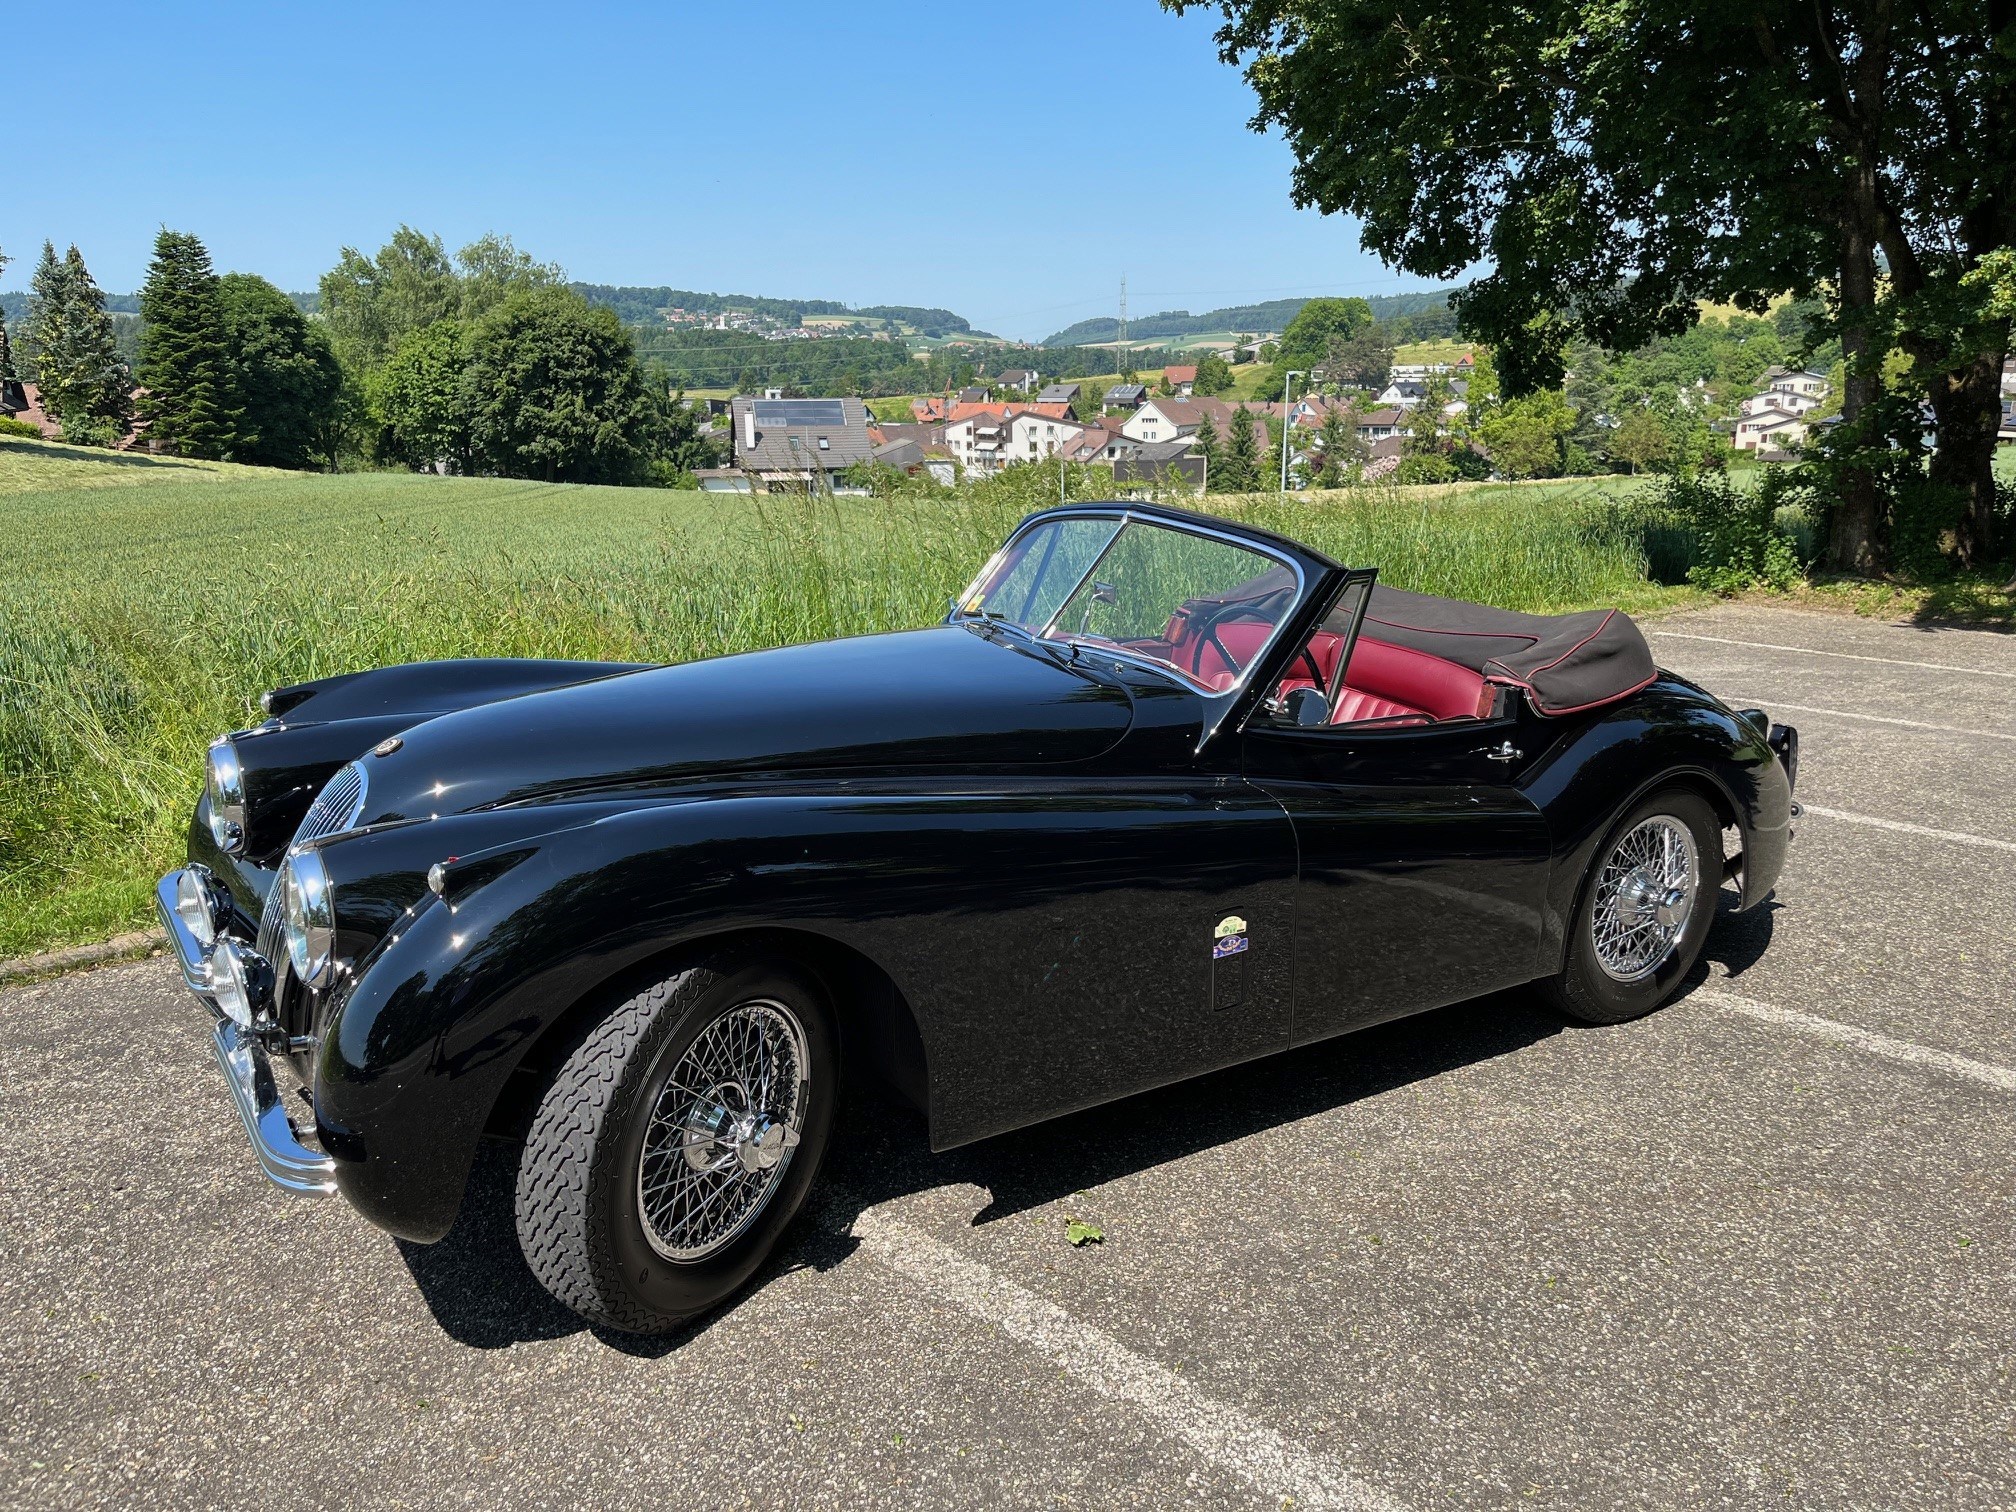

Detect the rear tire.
[
  {"left": 513, "top": 953, "right": 838, "bottom": 1334},
  {"left": 1543, "top": 789, "right": 1721, "bottom": 1025}
]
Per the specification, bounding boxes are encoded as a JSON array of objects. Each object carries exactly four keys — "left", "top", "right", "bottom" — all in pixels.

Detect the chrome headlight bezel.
[
  {"left": 281, "top": 849, "right": 337, "bottom": 986},
  {"left": 206, "top": 738, "right": 247, "bottom": 854}
]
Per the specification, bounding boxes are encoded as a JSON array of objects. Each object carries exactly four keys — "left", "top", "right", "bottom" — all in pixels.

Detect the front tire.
[
  {"left": 1544, "top": 788, "right": 1721, "bottom": 1025},
  {"left": 514, "top": 953, "right": 838, "bottom": 1334}
]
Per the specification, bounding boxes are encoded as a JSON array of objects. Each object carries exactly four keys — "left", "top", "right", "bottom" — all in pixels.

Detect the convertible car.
[{"left": 159, "top": 501, "right": 1798, "bottom": 1333}]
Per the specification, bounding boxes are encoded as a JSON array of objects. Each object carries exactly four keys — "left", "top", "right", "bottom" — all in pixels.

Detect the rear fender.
[{"left": 1524, "top": 681, "right": 1791, "bottom": 974}]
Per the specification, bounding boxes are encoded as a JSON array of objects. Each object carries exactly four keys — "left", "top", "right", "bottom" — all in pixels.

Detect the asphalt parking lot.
[{"left": 3, "top": 602, "right": 2012, "bottom": 1510}]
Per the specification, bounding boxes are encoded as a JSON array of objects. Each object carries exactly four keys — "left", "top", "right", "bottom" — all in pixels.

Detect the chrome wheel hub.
[
  {"left": 638, "top": 1000, "right": 809, "bottom": 1262},
  {"left": 1591, "top": 816, "right": 1699, "bottom": 982}
]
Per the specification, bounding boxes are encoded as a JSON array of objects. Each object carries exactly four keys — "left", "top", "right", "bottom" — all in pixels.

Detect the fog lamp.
[
  {"left": 175, "top": 866, "right": 227, "bottom": 948},
  {"left": 209, "top": 938, "right": 274, "bottom": 1029}
]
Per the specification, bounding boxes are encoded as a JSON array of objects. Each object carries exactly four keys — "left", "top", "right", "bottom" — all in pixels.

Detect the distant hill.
[
  {"left": 1042, "top": 288, "right": 1461, "bottom": 347},
  {"left": 570, "top": 286, "right": 977, "bottom": 338},
  {"left": 1, "top": 290, "right": 317, "bottom": 321}
]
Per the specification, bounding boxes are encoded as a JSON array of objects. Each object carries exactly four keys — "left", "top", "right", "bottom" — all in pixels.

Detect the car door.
[
  {"left": 1235, "top": 579, "right": 1553, "bottom": 1047},
  {"left": 861, "top": 769, "right": 1299, "bottom": 1148}
]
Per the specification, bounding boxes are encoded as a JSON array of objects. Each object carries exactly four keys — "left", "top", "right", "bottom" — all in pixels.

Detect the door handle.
[{"left": 1477, "top": 740, "right": 1522, "bottom": 763}]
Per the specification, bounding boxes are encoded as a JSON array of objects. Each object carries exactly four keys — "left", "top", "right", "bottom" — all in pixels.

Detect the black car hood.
[{"left": 357, "top": 625, "right": 1133, "bottom": 822}]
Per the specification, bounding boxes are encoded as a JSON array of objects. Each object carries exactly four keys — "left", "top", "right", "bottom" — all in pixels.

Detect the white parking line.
[
  {"left": 1801, "top": 804, "right": 2016, "bottom": 855},
  {"left": 1652, "top": 630, "right": 2016, "bottom": 680},
  {"left": 1731, "top": 698, "right": 2016, "bottom": 743},
  {"left": 851, "top": 1205, "right": 1412, "bottom": 1512},
  {"left": 1692, "top": 986, "right": 2016, "bottom": 1093}
]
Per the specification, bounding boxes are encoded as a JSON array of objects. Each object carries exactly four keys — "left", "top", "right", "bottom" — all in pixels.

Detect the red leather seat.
[
  {"left": 1335, "top": 637, "right": 1488, "bottom": 723},
  {"left": 1178, "top": 620, "right": 1490, "bottom": 725}
]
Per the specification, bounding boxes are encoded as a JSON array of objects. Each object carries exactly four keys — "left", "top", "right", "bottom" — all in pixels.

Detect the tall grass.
[{"left": 0, "top": 443, "right": 1685, "bottom": 956}]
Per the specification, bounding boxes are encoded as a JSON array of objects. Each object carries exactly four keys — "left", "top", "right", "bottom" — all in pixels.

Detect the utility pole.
[
  {"left": 1280, "top": 370, "right": 1304, "bottom": 494},
  {"left": 1117, "top": 275, "right": 1127, "bottom": 368}
]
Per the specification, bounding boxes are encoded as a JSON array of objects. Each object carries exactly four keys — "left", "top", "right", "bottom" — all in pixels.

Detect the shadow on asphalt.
[
  {"left": 395, "top": 983, "right": 1572, "bottom": 1354},
  {"left": 397, "top": 900, "right": 1776, "bottom": 1355}
]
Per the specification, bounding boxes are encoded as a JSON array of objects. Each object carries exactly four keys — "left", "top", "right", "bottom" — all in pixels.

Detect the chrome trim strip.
[{"left": 158, "top": 868, "right": 338, "bottom": 1200}]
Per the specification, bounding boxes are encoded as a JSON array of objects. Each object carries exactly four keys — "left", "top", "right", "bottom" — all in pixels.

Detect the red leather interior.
[{"left": 1156, "top": 612, "right": 1490, "bottom": 727}]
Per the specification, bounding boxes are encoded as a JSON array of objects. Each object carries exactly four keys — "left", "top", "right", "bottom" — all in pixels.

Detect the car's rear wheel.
[
  {"left": 514, "top": 953, "right": 838, "bottom": 1334},
  {"left": 1544, "top": 788, "right": 1721, "bottom": 1025}
]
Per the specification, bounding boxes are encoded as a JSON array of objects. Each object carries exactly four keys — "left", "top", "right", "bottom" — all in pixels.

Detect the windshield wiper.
[{"left": 962, "top": 613, "right": 1085, "bottom": 670}]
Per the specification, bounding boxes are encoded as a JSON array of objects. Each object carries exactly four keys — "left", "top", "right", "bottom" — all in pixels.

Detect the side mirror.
[{"left": 1284, "top": 686, "right": 1330, "bottom": 727}]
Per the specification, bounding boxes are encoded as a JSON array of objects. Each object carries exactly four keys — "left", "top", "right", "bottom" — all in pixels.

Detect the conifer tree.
[
  {"left": 138, "top": 229, "right": 239, "bottom": 458},
  {"left": 24, "top": 242, "right": 131, "bottom": 439},
  {"left": 1224, "top": 405, "right": 1262, "bottom": 492},
  {"left": 1193, "top": 412, "right": 1221, "bottom": 492},
  {"left": 0, "top": 244, "right": 14, "bottom": 381}
]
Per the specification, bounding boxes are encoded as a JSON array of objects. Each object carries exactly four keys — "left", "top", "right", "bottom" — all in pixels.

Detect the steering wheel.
[{"left": 1189, "top": 591, "right": 1295, "bottom": 680}]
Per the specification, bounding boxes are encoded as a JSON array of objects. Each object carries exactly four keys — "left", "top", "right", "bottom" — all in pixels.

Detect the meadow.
[{"left": 0, "top": 437, "right": 1690, "bottom": 957}]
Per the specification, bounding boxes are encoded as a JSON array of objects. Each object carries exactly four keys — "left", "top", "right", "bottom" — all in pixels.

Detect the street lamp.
[{"left": 1280, "top": 370, "right": 1305, "bottom": 493}]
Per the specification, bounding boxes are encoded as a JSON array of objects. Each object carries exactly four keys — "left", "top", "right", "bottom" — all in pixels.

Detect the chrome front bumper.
[{"left": 156, "top": 871, "right": 338, "bottom": 1198}]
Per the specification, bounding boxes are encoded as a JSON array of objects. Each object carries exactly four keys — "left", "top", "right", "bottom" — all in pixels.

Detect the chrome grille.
[{"left": 255, "top": 761, "right": 368, "bottom": 964}]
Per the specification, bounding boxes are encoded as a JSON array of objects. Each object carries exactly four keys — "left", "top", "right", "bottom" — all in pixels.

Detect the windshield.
[{"left": 958, "top": 516, "right": 1300, "bottom": 690}]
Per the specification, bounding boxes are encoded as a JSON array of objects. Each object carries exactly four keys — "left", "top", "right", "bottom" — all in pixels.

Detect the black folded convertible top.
[{"left": 1363, "top": 585, "right": 1657, "bottom": 717}]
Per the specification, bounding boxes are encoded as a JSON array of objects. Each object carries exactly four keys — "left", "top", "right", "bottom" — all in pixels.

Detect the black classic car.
[{"left": 159, "top": 501, "right": 1798, "bottom": 1333}]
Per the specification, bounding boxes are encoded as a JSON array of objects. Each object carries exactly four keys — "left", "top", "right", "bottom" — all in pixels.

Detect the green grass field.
[{"left": 1, "top": 437, "right": 1694, "bottom": 958}]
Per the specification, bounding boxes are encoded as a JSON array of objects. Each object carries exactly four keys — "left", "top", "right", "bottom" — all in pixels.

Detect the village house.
[
  {"left": 1764, "top": 367, "right": 1830, "bottom": 402},
  {"left": 996, "top": 367, "right": 1039, "bottom": 395},
  {"left": 1104, "top": 382, "right": 1149, "bottom": 410},
  {"left": 1008, "top": 409, "right": 1089, "bottom": 462},
  {"left": 1377, "top": 378, "right": 1430, "bottom": 410},
  {"left": 725, "top": 395, "right": 875, "bottom": 491},
  {"left": 1163, "top": 365, "right": 1197, "bottom": 397}
]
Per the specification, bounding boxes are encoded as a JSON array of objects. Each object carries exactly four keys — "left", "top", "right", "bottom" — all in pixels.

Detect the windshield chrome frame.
[{"left": 953, "top": 508, "right": 1308, "bottom": 698}]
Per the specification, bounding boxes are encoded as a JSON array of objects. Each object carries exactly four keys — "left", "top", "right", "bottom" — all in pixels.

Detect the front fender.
[{"left": 313, "top": 792, "right": 952, "bottom": 1242}]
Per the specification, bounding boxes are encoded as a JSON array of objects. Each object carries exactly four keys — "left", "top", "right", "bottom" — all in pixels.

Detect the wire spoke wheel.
[
  {"left": 637, "top": 999, "right": 810, "bottom": 1262},
  {"left": 1590, "top": 815, "right": 1699, "bottom": 982}
]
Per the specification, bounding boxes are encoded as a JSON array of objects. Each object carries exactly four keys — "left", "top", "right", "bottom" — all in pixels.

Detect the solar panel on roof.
[{"left": 753, "top": 399, "right": 847, "bottom": 428}]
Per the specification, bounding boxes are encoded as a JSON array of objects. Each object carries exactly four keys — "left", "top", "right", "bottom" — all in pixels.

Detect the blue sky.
[{"left": 4, "top": 0, "right": 1437, "bottom": 341}]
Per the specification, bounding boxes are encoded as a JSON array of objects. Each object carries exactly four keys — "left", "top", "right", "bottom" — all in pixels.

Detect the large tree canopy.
[
  {"left": 1176, "top": 0, "right": 2016, "bottom": 569},
  {"left": 217, "top": 273, "right": 344, "bottom": 469}
]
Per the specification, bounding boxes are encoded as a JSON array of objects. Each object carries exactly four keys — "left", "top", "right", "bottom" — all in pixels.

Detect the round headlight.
[
  {"left": 209, "top": 938, "right": 273, "bottom": 1029},
  {"left": 282, "top": 850, "right": 337, "bottom": 986},
  {"left": 175, "top": 866, "right": 224, "bottom": 948},
  {"left": 207, "top": 738, "right": 247, "bottom": 854}
]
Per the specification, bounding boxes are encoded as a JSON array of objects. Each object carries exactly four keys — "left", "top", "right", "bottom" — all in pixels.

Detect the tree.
[
  {"left": 371, "top": 320, "right": 475, "bottom": 473},
  {"left": 24, "top": 242, "right": 132, "bottom": 440},
  {"left": 456, "top": 233, "right": 564, "bottom": 322},
  {"left": 1192, "top": 350, "right": 1236, "bottom": 395},
  {"left": 461, "top": 288, "right": 666, "bottom": 484},
  {"left": 1324, "top": 325, "right": 1395, "bottom": 393},
  {"left": 0, "top": 245, "right": 14, "bottom": 382},
  {"left": 218, "top": 274, "right": 344, "bottom": 469},
  {"left": 317, "top": 226, "right": 460, "bottom": 377},
  {"left": 1313, "top": 402, "right": 1363, "bottom": 486},
  {"left": 1193, "top": 412, "right": 1223, "bottom": 491},
  {"left": 1176, "top": 0, "right": 2015, "bottom": 571},
  {"left": 1273, "top": 297, "right": 1372, "bottom": 393},
  {"left": 137, "top": 230, "right": 239, "bottom": 458},
  {"left": 1610, "top": 406, "right": 1672, "bottom": 475},
  {"left": 1222, "top": 405, "right": 1263, "bottom": 491},
  {"left": 1478, "top": 391, "right": 1578, "bottom": 480}
]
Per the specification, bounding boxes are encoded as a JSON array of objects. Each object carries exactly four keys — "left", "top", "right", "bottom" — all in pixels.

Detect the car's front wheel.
[
  {"left": 1544, "top": 788, "right": 1722, "bottom": 1025},
  {"left": 514, "top": 952, "right": 838, "bottom": 1334}
]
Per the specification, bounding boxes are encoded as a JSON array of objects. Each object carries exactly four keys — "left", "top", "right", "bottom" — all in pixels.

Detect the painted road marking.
[
  {"left": 1652, "top": 631, "right": 2016, "bottom": 680},
  {"left": 850, "top": 1205, "right": 1412, "bottom": 1512},
  {"left": 1693, "top": 986, "right": 2016, "bottom": 1094},
  {"left": 1731, "top": 698, "right": 2016, "bottom": 743},
  {"left": 1801, "top": 804, "right": 2016, "bottom": 856}
]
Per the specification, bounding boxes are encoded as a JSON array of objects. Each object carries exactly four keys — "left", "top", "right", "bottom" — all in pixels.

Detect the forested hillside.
[{"left": 1043, "top": 288, "right": 1459, "bottom": 346}]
